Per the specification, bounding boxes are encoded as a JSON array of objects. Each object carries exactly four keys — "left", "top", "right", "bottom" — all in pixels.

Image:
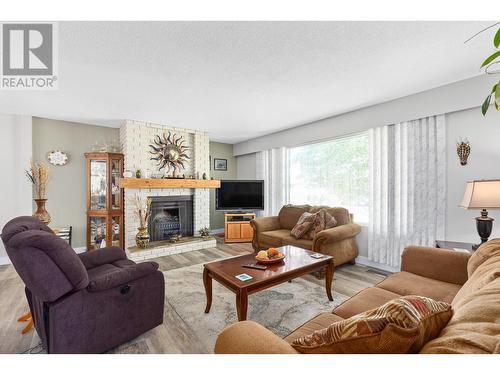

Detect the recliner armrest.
[
  {"left": 401, "top": 246, "right": 470, "bottom": 285},
  {"left": 250, "top": 216, "right": 281, "bottom": 233},
  {"left": 78, "top": 246, "right": 127, "bottom": 270},
  {"left": 87, "top": 261, "right": 160, "bottom": 292}
]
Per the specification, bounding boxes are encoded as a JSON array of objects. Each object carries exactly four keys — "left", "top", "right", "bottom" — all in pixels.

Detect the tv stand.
[{"left": 224, "top": 212, "right": 256, "bottom": 243}]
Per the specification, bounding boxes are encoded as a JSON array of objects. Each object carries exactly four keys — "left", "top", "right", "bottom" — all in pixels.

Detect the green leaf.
[
  {"left": 495, "top": 28, "right": 500, "bottom": 48},
  {"left": 482, "top": 94, "right": 491, "bottom": 115},
  {"left": 495, "top": 81, "right": 500, "bottom": 107},
  {"left": 480, "top": 51, "right": 500, "bottom": 68}
]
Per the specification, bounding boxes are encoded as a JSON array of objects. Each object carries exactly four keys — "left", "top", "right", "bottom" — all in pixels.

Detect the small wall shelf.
[{"left": 118, "top": 178, "right": 220, "bottom": 189}]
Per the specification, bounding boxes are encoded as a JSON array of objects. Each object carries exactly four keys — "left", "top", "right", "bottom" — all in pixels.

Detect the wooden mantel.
[{"left": 118, "top": 178, "right": 220, "bottom": 189}]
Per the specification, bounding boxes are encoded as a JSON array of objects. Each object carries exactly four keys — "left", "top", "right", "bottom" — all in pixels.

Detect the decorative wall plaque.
[
  {"left": 47, "top": 150, "right": 69, "bottom": 166},
  {"left": 149, "top": 131, "right": 189, "bottom": 173}
]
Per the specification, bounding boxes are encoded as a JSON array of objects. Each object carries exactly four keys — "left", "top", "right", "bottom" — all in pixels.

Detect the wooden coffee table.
[{"left": 203, "top": 245, "right": 334, "bottom": 321}]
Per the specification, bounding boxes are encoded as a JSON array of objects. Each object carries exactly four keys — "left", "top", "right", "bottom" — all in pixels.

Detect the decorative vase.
[
  {"left": 33, "top": 199, "right": 51, "bottom": 225},
  {"left": 135, "top": 227, "right": 150, "bottom": 248}
]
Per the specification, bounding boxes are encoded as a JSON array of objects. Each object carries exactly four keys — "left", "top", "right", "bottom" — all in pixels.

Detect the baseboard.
[
  {"left": 355, "top": 256, "right": 399, "bottom": 273},
  {"left": 210, "top": 228, "right": 224, "bottom": 235}
]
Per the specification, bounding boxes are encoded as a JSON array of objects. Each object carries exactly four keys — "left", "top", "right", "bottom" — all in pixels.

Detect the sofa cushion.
[
  {"left": 259, "top": 229, "right": 290, "bottom": 247},
  {"left": 278, "top": 205, "right": 311, "bottom": 230},
  {"left": 282, "top": 235, "right": 313, "bottom": 250},
  {"left": 292, "top": 296, "right": 452, "bottom": 354},
  {"left": 284, "top": 313, "right": 344, "bottom": 343},
  {"left": 333, "top": 287, "right": 401, "bottom": 318},
  {"left": 421, "top": 278, "right": 500, "bottom": 354},
  {"left": 376, "top": 271, "right": 461, "bottom": 303},
  {"left": 290, "top": 212, "right": 315, "bottom": 239},
  {"left": 452, "top": 256, "right": 500, "bottom": 306},
  {"left": 467, "top": 238, "right": 500, "bottom": 277}
]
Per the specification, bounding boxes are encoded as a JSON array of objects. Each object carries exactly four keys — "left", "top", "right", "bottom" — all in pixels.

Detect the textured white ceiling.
[{"left": 0, "top": 21, "right": 495, "bottom": 143}]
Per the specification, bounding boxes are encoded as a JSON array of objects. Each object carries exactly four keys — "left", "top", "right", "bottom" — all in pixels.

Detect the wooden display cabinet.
[
  {"left": 224, "top": 213, "right": 255, "bottom": 243},
  {"left": 85, "top": 152, "right": 124, "bottom": 250}
]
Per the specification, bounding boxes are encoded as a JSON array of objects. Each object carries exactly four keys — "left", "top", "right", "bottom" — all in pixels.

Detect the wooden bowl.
[{"left": 256, "top": 253, "right": 285, "bottom": 264}]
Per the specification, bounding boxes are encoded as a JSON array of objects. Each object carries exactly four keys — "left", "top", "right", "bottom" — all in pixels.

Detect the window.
[{"left": 288, "top": 132, "right": 369, "bottom": 223}]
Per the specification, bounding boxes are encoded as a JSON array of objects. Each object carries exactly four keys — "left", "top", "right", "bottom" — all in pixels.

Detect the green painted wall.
[
  {"left": 209, "top": 141, "right": 237, "bottom": 229},
  {"left": 32, "top": 117, "right": 119, "bottom": 248}
]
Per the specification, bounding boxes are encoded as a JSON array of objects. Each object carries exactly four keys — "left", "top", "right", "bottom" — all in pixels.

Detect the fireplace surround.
[
  {"left": 121, "top": 120, "right": 215, "bottom": 261},
  {"left": 148, "top": 195, "right": 193, "bottom": 241}
]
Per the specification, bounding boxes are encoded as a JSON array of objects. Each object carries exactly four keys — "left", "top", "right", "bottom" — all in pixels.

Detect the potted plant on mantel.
[
  {"left": 129, "top": 194, "right": 152, "bottom": 248},
  {"left": 26, "top": 161, "right": 51, "bottom": 225}
]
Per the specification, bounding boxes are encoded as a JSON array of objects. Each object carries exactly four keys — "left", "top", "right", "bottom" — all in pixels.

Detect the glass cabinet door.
[
  {"left": 112, "top": 216, "right": 121, "bottom": 247},
  {"left": 89, "top": 216, "right": 107, "bottom": 250},
  {"left": 90, "top": 160, "right": 107, "bottom": 210},
  {"left": 111, "top": 159, "right": 122, "bottom": 210}
]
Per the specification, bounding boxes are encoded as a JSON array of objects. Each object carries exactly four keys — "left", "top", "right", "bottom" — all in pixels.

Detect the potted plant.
[
  {"left": 26, "top": 161, "right": 51, "bottom": 225},
  {"left": 199, "top": 227, "right": 210, "bottom": 239},
  {"left": 468, "top": 24, "right": 500, "bottom": 115}
]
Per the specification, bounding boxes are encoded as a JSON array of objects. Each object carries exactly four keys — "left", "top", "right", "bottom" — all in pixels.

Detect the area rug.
[{"left": 164, "top": 263, "right": 349, "bottom": 352}]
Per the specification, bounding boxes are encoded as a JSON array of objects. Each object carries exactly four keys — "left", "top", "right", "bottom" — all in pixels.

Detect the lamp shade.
[{"left": 460, "top": 180, "right": 500, "bottom": 209}]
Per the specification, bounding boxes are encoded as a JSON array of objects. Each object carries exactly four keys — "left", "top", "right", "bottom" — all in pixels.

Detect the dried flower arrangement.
[
  {"left": 26, "top": 161, "right": 51, "bottom": 199},
  {"left": 129, "top": 194, "right": 152, "bottom": 228}
]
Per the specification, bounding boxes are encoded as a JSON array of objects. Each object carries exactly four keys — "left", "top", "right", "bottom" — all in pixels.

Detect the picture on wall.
[{"left": 214, "top": 158, "right": 227, "bottom": 171}]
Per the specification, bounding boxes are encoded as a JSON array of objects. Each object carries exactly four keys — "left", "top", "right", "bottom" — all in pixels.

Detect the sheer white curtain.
[
  {"left": 368, "top": 115, "right": 446, "bottom": 268},
  {"left": 256, "top": 147, "right": 289, "bottom": 216}
]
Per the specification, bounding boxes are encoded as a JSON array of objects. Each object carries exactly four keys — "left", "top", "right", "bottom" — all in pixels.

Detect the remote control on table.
[{"left": 242, "top": 263, "right": 267, "bottom": 270}]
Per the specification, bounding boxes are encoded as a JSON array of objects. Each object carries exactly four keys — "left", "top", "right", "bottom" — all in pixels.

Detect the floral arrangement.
[
  {"left": 26, "top": 161, "right": 51, "bottom": 199},
  {"left": 129, "top": 195, "right": 152, "bottom": 228}
]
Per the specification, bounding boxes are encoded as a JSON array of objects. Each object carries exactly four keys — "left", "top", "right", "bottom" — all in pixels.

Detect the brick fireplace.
[{"left": 120, "top": 120, "right": 215, "bottom": 261}]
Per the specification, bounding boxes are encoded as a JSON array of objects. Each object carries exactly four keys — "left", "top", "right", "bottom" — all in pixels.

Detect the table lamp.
[{"left": 460, "top": 179, "right": 500, "bottom": 249}]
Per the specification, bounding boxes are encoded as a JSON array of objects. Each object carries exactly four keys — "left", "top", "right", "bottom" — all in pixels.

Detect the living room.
[{"left": 1, "top": 1, "right": 499, "bottom": 372}]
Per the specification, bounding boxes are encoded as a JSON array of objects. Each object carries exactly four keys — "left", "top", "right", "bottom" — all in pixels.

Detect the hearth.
[{"left": 148, "top": 195, "right": 193, "bottom": 241}]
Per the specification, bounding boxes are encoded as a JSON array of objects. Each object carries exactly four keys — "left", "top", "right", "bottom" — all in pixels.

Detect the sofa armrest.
[
  {"left": 250, "top": 216, "right": 281, "bottom": 233},
  {"left": 214, "top": 321, "right": 297, "bottom": 354},
  {"left": 401, "top": 246, "right": 471, "bottom": 285},
  {"left": 313, "top": 223, "right": 361, "bottom": 248},
  {"left": 87, "top": 261, "right": 160, "bottom": 292},
  {"left": 78, "top": 246, "right": 127, "bottom": 270}
]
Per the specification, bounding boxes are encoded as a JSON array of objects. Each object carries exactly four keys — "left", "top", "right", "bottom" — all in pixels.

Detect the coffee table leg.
[
  {"left": 236, "top": 289, "right": 248, "bottom": 321},
  {"left": 203, "top": 268, "right": 212, "bottom": 313},
  {"left": 325, "top": 261, "right": 334, "bottom": 301}
]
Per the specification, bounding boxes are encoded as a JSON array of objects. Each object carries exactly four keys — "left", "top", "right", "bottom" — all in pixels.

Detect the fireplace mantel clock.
[{"left": 85, "top": 152, "right": 124, "bottom": 250}]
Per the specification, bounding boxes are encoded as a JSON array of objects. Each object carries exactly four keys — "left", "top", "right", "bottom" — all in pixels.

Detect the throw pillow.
[
  {"left": 291, "top": 295, "right": 452, "bottom": 354},
  {"left": 303, "top": 209, "right": 337, "bottom": 240},
  {"left": 290, "top": 212, "right": 315, "bottom": 239}
]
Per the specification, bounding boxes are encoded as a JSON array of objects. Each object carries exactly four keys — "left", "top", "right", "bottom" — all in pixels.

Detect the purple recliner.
[{"left": 1, "top": 216, "right": 165, "bottom": 353}]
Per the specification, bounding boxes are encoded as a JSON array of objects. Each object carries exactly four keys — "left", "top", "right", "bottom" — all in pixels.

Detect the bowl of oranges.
[{"left": 255, "top": 247, "right": 285, "bottom": 264}]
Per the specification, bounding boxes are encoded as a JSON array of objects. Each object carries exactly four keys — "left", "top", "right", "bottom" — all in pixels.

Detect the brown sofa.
[
  {"left": 215, "top": 239, "right": 500, "bottom": 354},
  {"left": 251, "top": 205, "right": 361, "bottom": 266}
]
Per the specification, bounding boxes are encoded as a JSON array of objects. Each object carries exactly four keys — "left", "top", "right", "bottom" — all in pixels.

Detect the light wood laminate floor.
[{"left": 0, "top": 242, "right": 389, "bottom": 354}]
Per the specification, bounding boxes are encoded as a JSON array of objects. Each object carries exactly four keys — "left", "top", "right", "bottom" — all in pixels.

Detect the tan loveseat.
[
  {"left": 251, "top": 205, "right": 361, "bottom": 266},
  {"left": 215, "top": 239, "right": 500, "bottom": 354}
]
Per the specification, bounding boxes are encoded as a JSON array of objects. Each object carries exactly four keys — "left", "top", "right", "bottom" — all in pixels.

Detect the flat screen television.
[{"left": 216, "top": 180, "right": 264, "bottom": 211}]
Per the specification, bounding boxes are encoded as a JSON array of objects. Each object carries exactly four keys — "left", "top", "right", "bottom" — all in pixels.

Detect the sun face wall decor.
[{"left": 149, "top": 131, "right": 190, "bottom": 174}]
